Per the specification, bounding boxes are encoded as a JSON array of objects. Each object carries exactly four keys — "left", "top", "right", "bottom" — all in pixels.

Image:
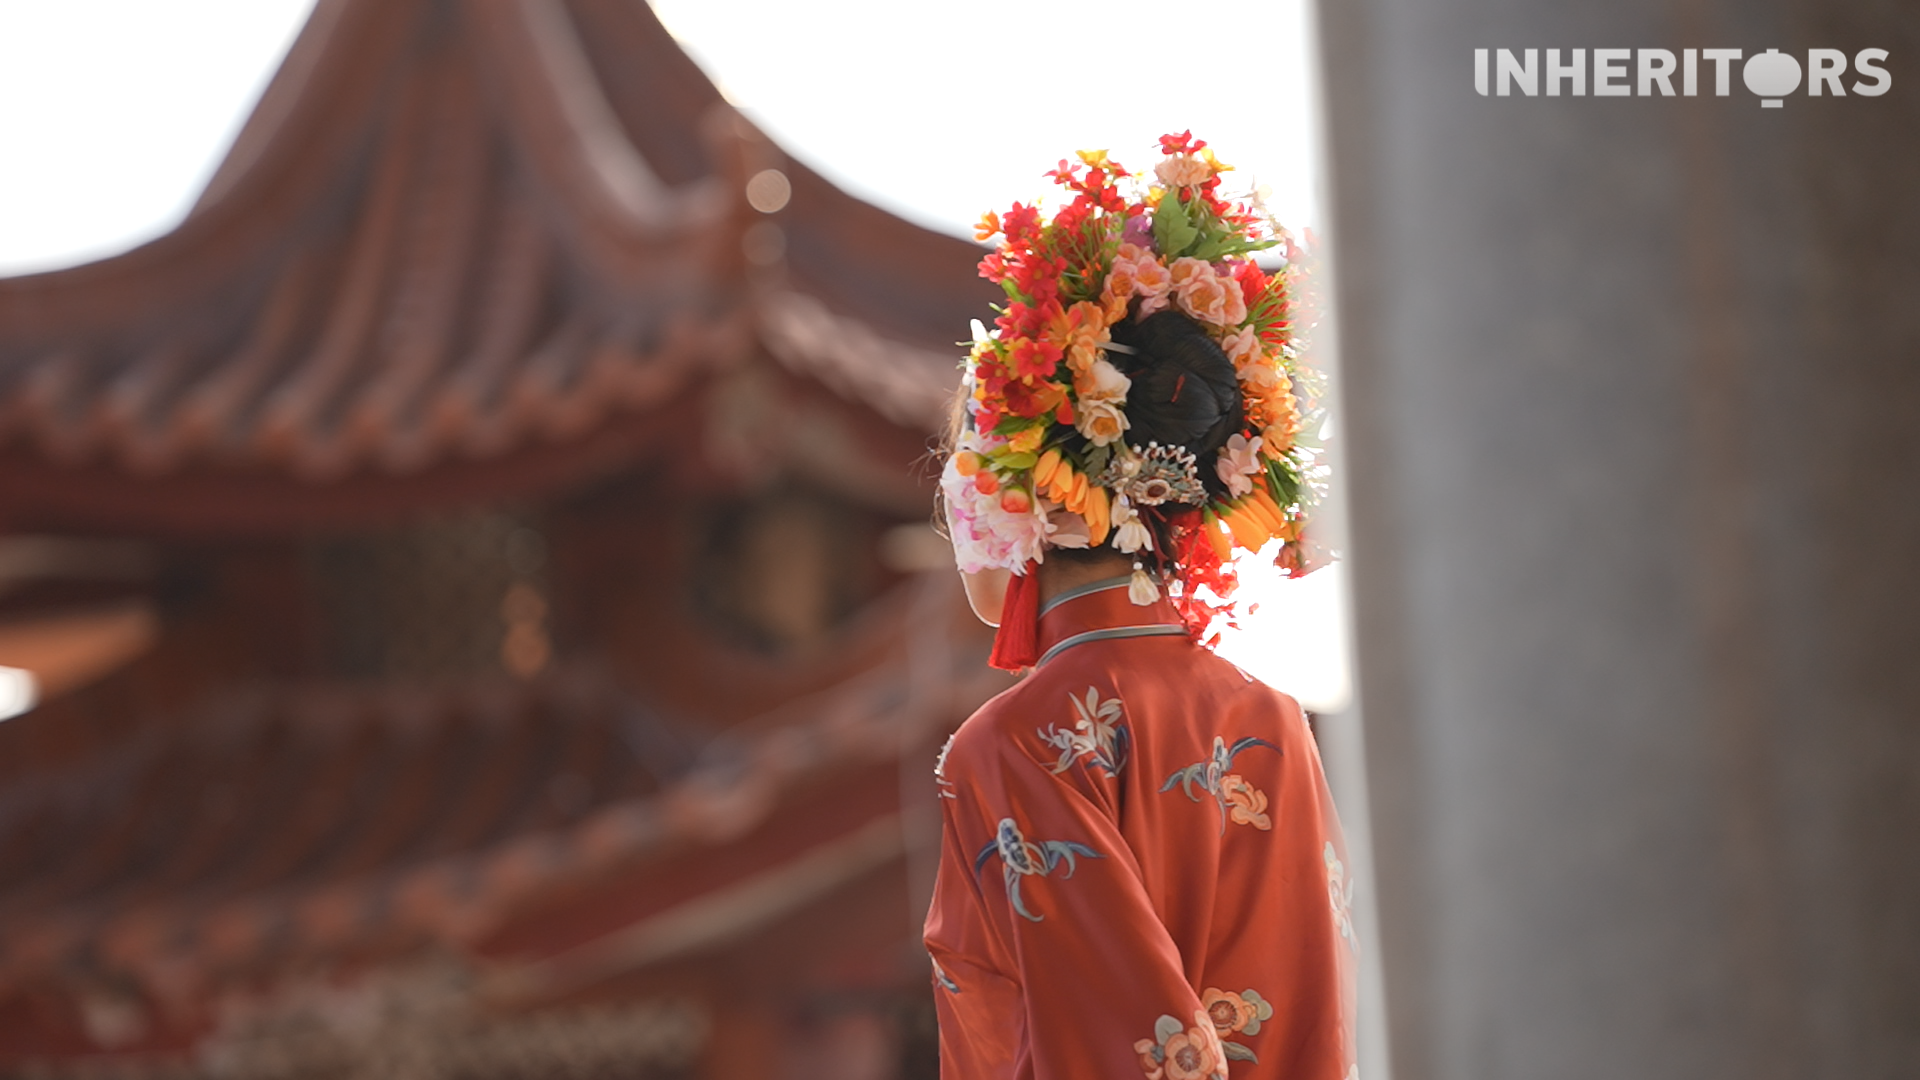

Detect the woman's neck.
[{"left": 1036, "top": 554, "right": 1136, "bottom": 605}]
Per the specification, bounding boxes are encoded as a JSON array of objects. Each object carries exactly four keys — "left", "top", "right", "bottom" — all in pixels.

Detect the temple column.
[{"left": 1315, "top": 3, "right": 1920, "bottom": 1077}]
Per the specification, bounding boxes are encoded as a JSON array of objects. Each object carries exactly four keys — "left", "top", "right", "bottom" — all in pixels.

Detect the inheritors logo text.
[{"left": 1474, "top": 48, "right": 1891, "bottom": 107}]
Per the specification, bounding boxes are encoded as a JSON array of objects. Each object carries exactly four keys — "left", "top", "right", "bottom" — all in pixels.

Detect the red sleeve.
[{"left": 924, "top": 712, "right": 1231, "bottom": 1080}]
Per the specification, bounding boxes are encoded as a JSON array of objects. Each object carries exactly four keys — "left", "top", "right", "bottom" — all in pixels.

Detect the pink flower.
[
  {"left": 1117, "top": 245, "right": 1174, "bottom": 315},
  {"left": 1169, "top": 258, "right": 1246, "bottom": 328},
  {"left": 1155, "top": 153, "right": 1213, "bottom": 188},
  {"left": 1237, "top": 361, "right": 1281, "bottom": 393},
  {"left": 1219, "top": 326, "right": 1262, "bottom": 368},
  {"left": 1215, "top": 433, "right": 1264, "bottom": 498},
  {"left": 942, "top": 436, "right": 1050, "bottom": 572}
]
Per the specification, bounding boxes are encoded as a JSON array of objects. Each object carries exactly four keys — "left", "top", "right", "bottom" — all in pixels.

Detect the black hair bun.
[{"left": 1106, "top": 310, "right": 1244, "bottom": 496}]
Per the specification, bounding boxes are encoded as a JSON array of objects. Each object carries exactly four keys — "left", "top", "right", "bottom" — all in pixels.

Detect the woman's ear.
[{"left": 960, "top": 567, "right": 1010, "bottom": 627}]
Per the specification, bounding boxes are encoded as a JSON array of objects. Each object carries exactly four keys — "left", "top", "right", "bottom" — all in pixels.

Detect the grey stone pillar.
[{"left": 1315, "top": 3, "right": 1920, "bottom": 1078}]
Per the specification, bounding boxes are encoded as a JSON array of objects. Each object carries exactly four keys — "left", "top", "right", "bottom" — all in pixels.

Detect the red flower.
[
  {"left": 1234, "top": 262, "right": 1268, "bottom": 310},
  {"left": 1002, "top": 378, "right": 1066, "bottom": 418},
  {"left": 1159, "top": 130, "right": 1202, "bottom": 155},
  {"left": 978, "top": 250, "right": 1007, "bottom": 283},
  {"left": 995, "top": 301, "right": 1035, "bottom": 339},
  {"left": 1009, "top": 254, "right": 1067, "bottom": 305},
  {"left": 1008, "top": 337, "right": 1064, "bottom": 381},
  {"left": 1002, "top": 202, "right": 1041, "bottom": 244}
]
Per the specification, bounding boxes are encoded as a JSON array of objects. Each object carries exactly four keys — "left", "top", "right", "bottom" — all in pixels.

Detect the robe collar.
[{"left": 1033, "top": 575, "right": 1188, "bottom": 668}]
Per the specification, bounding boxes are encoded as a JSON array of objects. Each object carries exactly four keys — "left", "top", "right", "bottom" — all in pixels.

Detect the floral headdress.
[{"left": 943, "top": 132, "right": 1330, "bottom": 669}]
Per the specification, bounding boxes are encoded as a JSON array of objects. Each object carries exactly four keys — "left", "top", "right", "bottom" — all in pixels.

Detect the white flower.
[
  {"left": 1215, "top": 433, "right": 1264, "bottom": 498},
  {"left": 1128, "top": 567, "right": 1162, "bottom": 605},
  {"left": 1111, "top": 496, "right": 1153, "bottom": 555},
  {"left": 1075, "top": 399, "right": 1129, "bottom": 447},
  {"left": 1079, "top": 358, "right": 1130, "bottom": 403}
]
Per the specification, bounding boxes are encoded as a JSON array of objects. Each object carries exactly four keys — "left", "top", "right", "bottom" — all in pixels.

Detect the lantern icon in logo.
[{"left": 1743, "top": 49, "right": 1802, "bottom": 107}]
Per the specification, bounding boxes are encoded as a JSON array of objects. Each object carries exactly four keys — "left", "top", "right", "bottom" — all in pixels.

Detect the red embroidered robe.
[{"left": 924, "top": 581, "right": 1356, "bottom": 1079}]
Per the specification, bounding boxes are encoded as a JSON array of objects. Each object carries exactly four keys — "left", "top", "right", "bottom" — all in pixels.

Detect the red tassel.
[{"left": 988, "top": 560, "right": 1042, "bottom": 671}]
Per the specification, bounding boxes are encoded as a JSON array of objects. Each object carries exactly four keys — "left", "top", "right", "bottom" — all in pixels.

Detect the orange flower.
[
  {"left": 974, "top": 210, "right": 1002, "bottom": 242},
  {"left": 1220, "top": 774, "right": 1272, "bottom": 830},
  {"left": 1033, "top": 447, "right": 1063, "bottom": 489},
  {"left": 1064, "top": 301, "right": 1111, "bottom": 372},
  {"left": 1083, "top": 485, "right": 1110, "bottom": 546}
]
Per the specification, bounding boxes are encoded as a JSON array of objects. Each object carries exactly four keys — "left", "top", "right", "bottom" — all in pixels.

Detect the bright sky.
[{"left": 0, "top": 0, "right": 1349, "bottom": 712}]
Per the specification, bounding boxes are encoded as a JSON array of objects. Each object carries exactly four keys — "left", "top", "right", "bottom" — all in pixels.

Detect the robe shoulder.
[{"left": 942, "top": 636, "right": 1310, "bottom": 783}]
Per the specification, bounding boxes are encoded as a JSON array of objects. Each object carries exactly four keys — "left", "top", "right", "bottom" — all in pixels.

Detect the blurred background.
[
  {"left": 8, "top": 2, "right": 1918, "bottom": 1079},
  {"left": 0, "top": 1, "right": 1347, "bottom": 1077}
]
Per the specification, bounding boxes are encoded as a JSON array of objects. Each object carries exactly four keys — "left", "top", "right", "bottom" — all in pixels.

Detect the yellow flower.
[{"left": 1008, "top": 426, "right": 1043, "bottom": 454}]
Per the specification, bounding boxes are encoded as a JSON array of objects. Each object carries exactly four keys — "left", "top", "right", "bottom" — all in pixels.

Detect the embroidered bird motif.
[
  {"left": 973, "top": 817, "right": 1103, "bottom": 921},
  {"left": 1161, "top": 735, "right": 1282, "bottom": 832}
]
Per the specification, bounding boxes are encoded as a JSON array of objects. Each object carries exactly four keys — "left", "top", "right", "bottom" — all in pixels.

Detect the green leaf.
[
  {"left": 1153, "top": 1015, "right": 1184, "bottom": 1045},
  {"left": 1153, "top": 195, "right": 1199, "bottom": 258},
  {"left": 994, "top": 451, "right": 1038, "bottom": 470},
  {"left": 1222, "top": 1042, "right": 1260, "bottom": 1063}
]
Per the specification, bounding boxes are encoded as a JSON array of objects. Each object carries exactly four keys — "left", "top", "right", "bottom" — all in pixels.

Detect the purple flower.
[{"left": 1122, "top": 215, "right": 1153, "bottom": 248}]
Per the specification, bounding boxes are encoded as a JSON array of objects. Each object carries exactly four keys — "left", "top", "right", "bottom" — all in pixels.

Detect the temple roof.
[
  {"left": 0, "top": 0, "right": 993, "bottom": 530},
  {"left": 0, "top": 626, "right": 1000, "bottom": 1057}
]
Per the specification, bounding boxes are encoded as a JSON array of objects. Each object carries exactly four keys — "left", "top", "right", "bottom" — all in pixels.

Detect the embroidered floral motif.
[
  {"left": 1219, "top": 774, "right": 1271, "bottom": 829},
  {"left": 1037, "top": 685, "right": 1131, "bottom": 776},
  {"left": 1325, "top": 841, "right": 1356, "bottom": 950},
  {"left": 1200, "top": 987, "right": 1272, "bottom": 1062},
  {"left": 1162, "top": 735, "right": 1281, "bottom": 832},
  {"left": 934, "top": 734, "right": 958, "bottom": 799},
  {"left": 931, "top": 958, "right": 961, "bottom": 994},
  {"left": 1134, "top": 1010, "right": 1229, "bottom": 1080},
  {"left": 973, "top": 817, "right": 1103, "bottom": 922}
]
